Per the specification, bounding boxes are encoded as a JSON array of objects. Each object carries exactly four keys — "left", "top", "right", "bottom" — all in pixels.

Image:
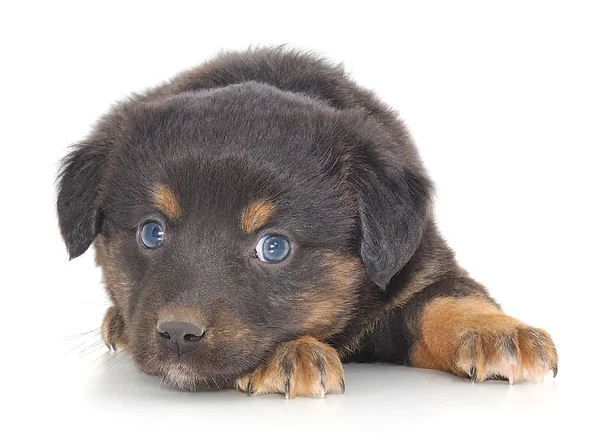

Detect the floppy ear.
[
  {"left": 56, "top": 142, "right": 107, "bottom": 259},
  {"left": 344, "top": 121, "right": 433, "bottom": 290}
]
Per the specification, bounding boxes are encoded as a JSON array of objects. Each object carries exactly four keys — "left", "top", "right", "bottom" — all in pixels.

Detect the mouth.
[
  {"left": 163, "top": 363, "right": 218, "bottom": 391},
  {"left": 161, "top": 361, "right": 240, "bottom": 391}
]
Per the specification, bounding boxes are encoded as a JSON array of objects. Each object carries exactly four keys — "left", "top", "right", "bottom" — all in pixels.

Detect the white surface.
[{"left": 2, "top": 1, "right": 599, "bottom": 446}]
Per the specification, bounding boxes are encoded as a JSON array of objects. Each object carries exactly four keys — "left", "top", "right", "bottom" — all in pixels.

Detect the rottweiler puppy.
[{"left": 57, "top": 47, "right": 557, "bottom": 398}]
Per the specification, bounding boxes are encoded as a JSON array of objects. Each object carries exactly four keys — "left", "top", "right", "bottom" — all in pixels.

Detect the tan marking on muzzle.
[{"left": 158, "top": 306, "right": 205, "bottom": 329}]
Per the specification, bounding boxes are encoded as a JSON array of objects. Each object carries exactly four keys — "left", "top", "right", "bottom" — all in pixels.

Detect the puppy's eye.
[
  {"left": 140, "top": 221, "right": 165, "bottom": 249},
  {"left": 255, "top": 234, "right": 291, "bottom": 263}
]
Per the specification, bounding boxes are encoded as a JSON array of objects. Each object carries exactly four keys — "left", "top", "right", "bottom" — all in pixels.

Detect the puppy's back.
[{"left": 144, "top": 47, "right": 391, "bottom": 118}]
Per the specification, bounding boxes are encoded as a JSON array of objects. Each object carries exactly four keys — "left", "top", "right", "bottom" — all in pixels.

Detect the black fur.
[
  {"left": 57, "top": 142, "right": 107, "bottom": 259},
  {"left": 56, "top": 47, "right": 555, "bottom": 393}
]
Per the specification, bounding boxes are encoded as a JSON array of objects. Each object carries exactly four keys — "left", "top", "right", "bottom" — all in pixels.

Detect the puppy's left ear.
[
  {"left": 56, "top": 142, "right": 107, "bottom": 259},
  {"left": 342, "top": 115, "right": 433, "bottom": 290}
]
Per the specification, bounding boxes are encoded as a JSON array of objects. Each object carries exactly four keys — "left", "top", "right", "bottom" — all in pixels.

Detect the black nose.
[{"left": 157, "top": 321, "right": 205, "bottom": 355}]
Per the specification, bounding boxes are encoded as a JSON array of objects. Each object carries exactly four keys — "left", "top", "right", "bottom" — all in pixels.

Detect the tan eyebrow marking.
[
  {"left": 240, "top": 199, "right": 276, "bottom": 233},
  {"left": 153, "top": 184, "right": 181, "bottom": 221}
]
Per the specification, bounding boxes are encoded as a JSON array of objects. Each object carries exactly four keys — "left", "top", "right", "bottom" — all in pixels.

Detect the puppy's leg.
[
  {"left": 407, "top": 285, "right": 558, "bottom": 383},
  {"left": 101, "top": 306, "right": 127, "bottom": 351},
  {"left": 235, "top": 336, "right": 345, "bottom": 398}
]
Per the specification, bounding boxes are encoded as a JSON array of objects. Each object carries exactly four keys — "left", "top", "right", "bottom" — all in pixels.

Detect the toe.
[
  {"left": 517, "top": 327, "right": 558, "bottom": 383},
  {"left": 101, "top": 307, "right": 125, "bottom": 350},
  {"left": 234, "top": 337, "right": 345, "bottom": 398}
]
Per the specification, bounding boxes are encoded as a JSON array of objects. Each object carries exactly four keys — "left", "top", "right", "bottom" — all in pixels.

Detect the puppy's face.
[
  {"left": 90, "top": 87, "right": 367, "bottom": 388},
  {"left": 57, "top": 83, "right": 431, "bottom": 389},
  {"left": 97, "top": 159, "right": 361, "bottom": 388}
]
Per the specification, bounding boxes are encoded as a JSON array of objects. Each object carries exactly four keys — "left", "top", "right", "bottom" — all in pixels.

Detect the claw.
[
  {"left": 340, "top": 379, "right": 346, "bottom": 394},
  {"left": 102, "top": 307, "right": 124, "bottom": 352},
  {"left": 284, "top": 378, "right": 290, "bottom": 399},
  {"left": 469, "top": 366, "right": 476, "bottom": 382},
  {"left": 247, "top": 379, "right": 253, "bottom": 397},
  {"left": 552, "top": 363, "right": 558, "bottom": 378}
]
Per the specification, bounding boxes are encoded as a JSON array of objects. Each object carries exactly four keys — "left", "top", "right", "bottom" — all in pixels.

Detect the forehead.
[
  {"left": 113, "top": 82, "right": 337, "bottom": 163},
  {"left": 101, "top": 84, "right": 355, "bottom": 243}
]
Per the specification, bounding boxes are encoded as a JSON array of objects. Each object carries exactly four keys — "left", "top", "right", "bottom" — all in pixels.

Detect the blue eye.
[
  {"left": 255, "top": 234, "right": 291, "bottom": 263},
  {"left": 140, "top": 221, "right": 165, "bottom": 249}
]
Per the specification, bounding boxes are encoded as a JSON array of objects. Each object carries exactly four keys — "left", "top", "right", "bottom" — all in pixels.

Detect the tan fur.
[
  {"left": 392, "top": 263, "right": 463, "bottom": 308},
  {"left": 95, "top": 235, "right": 132, "bottom": 312},
  {"left": 297, "top": 251, "right": 362, "bottom": 339},
  {"left": 95, "top": 235, "right": 130, "bottom": 350},
  {"left": 153, "top": 184, "right": 181, "bottom": 221},
  {"left": 338, "top": 260, "right": 459, "bottom": 357},
  {"left": 235, "top": 336, "right": 345, "bottom": 398},
  {"left": 101, "top": 306, "right": 126, "bottom": 350},
  {"left": 207, "top": 308, "right": 256, "bottom": 343},
  {"left": 240, "top": 199, "right": 275, "bottom": 232},
  {"left": 410, "top": 297, "right": 558, "bottom": 383},
  {"left": 158, "top": 305, "right": 205, "bottom": 328}
]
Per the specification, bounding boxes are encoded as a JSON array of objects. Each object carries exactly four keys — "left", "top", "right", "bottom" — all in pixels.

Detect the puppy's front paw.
[
  {"left": 101, "top": 306, "right": 126, "bottom": 351},
  {"left": 453, "top": 320, "right": 558, "bottom": 384},
  {"left": 411, "top": 298, "right": 558, "bottom": 384},
  {"left": 235, "top": 336, "right": 345, "bottom": 398}
]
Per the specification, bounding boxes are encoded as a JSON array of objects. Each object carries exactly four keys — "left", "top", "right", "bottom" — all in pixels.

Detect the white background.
[{"left": 2, "top": 1, "right": 599, "bottom": 446}]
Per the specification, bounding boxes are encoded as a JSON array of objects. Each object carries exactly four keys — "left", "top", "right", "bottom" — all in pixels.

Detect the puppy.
[{"left": 57, "top": 47, "right": 557, "bottom": 398}]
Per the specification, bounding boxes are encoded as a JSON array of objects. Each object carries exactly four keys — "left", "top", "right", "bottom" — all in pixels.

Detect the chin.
[{"left": 163, "top": 363, "right": 212, "bottom": 391}]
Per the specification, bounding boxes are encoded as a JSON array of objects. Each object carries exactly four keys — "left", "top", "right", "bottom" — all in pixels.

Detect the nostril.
[
  {"left": 156, "top": 321, "right": 206, "bottom": 354},
  {"left": 184, "top": 332, "right": 204, "bottom": 342},
  {"left": 158, "top": 331, "right": 171, "bottom": 340}
]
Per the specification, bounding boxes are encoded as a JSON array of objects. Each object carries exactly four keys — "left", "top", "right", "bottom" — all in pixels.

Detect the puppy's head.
[{"left": 57, "top": 83, "right": 431, "bottom": 389}]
